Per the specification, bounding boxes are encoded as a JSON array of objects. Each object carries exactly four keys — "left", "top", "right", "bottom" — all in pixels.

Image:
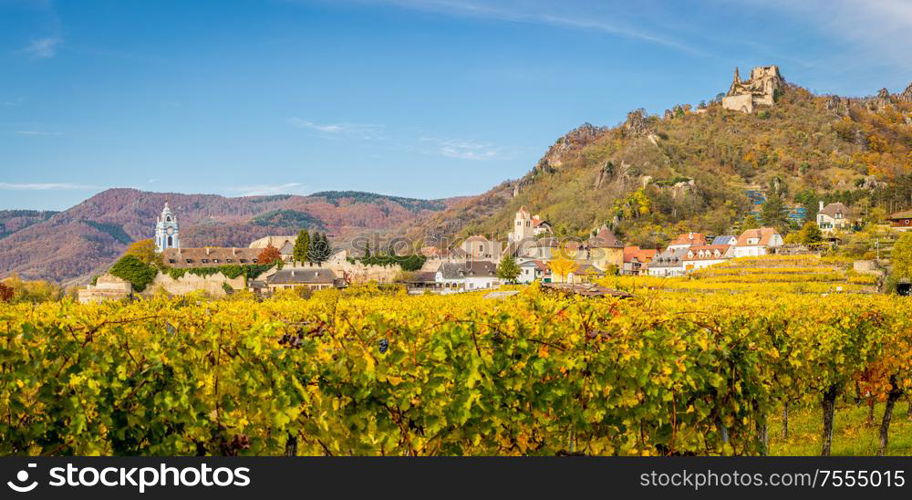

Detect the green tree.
[
  {"left": 760, "top": 194, "right": 790, "bottom": 232},
  {"left": 891, "top": 233, "right": 912, "bottom": 280},
  {"left": 308, "top": 233, "right": 332, "bottom": 266},
  {"left": 496, "top": 255, "right": 521, "bottom": 283},
  {"left": 293, "top": 230, "right": 310, "bottom": 265},
  {"left": 109, "top": 255, "right": 157, "bottom": 292}
]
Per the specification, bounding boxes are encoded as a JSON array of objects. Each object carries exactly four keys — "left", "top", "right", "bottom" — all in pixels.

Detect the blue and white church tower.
[{"left": 154, "top": 202, "right": 180, "bottom": 252}]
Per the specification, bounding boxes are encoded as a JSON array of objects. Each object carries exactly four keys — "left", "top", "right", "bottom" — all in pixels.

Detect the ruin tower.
[{"left": 722, "top": 65, "right": 784, "bottom": 114}]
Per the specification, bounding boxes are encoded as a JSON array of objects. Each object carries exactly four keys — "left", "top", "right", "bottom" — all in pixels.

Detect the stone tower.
[
  {"left": 722, "top": 65, "right": 784, "bottom": 113},
  {"left": 155, "top": 202, "right": 180, "bottom": 252},
  {"left": 510, "top": 206, "right": 534, "bottom": 243}
]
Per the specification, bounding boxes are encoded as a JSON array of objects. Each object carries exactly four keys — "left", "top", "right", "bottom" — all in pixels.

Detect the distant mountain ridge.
[{"left": 0, "top": 189, "right": 460, "bottom": 284}]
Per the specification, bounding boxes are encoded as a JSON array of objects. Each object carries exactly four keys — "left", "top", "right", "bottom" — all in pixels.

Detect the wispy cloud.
[
  {"left": 324, "top": 0, "right": 703, "bottom": 55},
  {"left": 22, "top": 37, "right": 61, "bottom": 59},
  {"left": 14, "top": 130, "right": 61, "bottom": 136},
  {"left": 287, "top": 117, "right": 384, "bottom": 139},
  {"left": 729, "top": 0, "right": 912, "bottom": 74},
  {"left": 287, "top": 118, "right": 345, "bottom": 133},
  {"left": 227, "top": 182, "right": 310, "bottom": 197},
  {"left": 421, "top": 137, "right": 501, "bottom": 161},
  {"left": 0, "top": 182, "right": 95, "bottom": 191}
]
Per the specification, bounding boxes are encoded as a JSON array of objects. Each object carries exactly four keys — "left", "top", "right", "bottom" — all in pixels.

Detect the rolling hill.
[{"left": 0, "top": 189, "right": 461, "bottom": 284}]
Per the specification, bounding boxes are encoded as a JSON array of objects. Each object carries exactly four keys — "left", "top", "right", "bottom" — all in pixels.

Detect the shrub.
[{"left": 109, "top": 255, "right": 158, "bottom": 292}]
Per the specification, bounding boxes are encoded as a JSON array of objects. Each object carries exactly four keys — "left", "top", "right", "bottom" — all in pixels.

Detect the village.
[{"left": 77, "top": 197, "right": 909, "bottom": 303}]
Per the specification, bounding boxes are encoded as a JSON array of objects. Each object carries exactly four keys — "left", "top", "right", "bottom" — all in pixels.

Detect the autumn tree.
[
  {"left": 798, "top": 221, "right": 823, "bottom": 245},
  {"left": 125, "top": 239, "right": 163, "bottom": 268},
  {"left": 891, "top": 233, "right": 912, "bottom": 280},
  {"left": 293, "top": 230, "right": 310, "bottom": 265},
  {"left": 548, "top": 257, "right": 578, "bottom": 284},
  {"left": 496, "top": 255, "right": 521, "bottom": 283},
  {"left": 257, "top": 244, "right": 283, "bottom": 266},
  {"left": 0, "top": 282, "right": 13, "bottom": 303}
]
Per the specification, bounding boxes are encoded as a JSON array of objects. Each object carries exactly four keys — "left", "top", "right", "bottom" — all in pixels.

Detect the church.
[{"left": 154, "top": 202, "right": 180, "bottom": 252}]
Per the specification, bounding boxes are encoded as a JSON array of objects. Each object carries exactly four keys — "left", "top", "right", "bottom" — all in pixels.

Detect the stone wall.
[
  {"left": 323, "top": 261, "right": 402, "bottom": 284},
  {"left": 78, "top": 274, "right": 132, "bottom": 304},
  {"left": 146, "top": 272, "right": 247, "bottom": 297}
]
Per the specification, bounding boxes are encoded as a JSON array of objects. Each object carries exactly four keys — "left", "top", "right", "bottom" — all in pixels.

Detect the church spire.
[
  {"left": 733, "top": 66, "right": 740, "bottom": 84},
  {"left": 155, "top": 202, "right": 180, "bottom": 252}
]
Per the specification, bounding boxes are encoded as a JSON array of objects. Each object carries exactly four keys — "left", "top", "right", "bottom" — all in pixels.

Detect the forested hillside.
[
  {"left": 409, "top": 78, "right": 912, "bottom": 248},
  {"left": 0, "top": 189, "right": 458, "bottom": 284}
]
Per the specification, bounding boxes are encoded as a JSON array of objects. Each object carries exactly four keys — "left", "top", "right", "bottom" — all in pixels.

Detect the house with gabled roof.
[
  {"left": 683, "top": 244, "right": 733, "bottom": 271},
  {"left": 622, "top": 246, "right": 657, "bottom": 275},
  {"left": 733, "top": 227, "right": 783, "bottom": 258},
  {"left": 435, "top": 261, "right": 500, "bottom": 291},
  {"left": 646, "top": 247, "right": 690, "bottom": 277},
  {"left": 816, "top": 202, "right": 854, "bottom": 234}
]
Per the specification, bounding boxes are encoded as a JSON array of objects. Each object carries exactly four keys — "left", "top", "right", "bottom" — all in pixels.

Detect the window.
[
  {"left": 226, "top": 259, "right": 234, "bottom": 263},
  {"left": 252, "top": 259, "right": 258, "bottom": 263},
  {"left": 169, "top": 259, "right": 176, "bottom": 264},
  {"left": 167, "top": 236, "right": 173, "bottom": 246},
  {"left": 186, "top": 259, "right": 192, "bottom": 263},
  {"left": 240, "top": 259, "right": 248, "bottom": 263},
  {"left": 202, "top": 259, "right": 209, "bottom": 263},
  {"left": 213, "top": 259, "right": 220, "bottom": 263}
]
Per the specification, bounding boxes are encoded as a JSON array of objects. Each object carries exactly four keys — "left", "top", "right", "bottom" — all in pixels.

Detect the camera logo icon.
[{"left": 7, "top": 463, "right": 38, "bottom": 493}]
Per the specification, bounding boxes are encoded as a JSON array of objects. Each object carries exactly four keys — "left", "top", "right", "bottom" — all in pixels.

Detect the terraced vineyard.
[{"left": 600, "top": 255, "right": 881, "bottom": 294}]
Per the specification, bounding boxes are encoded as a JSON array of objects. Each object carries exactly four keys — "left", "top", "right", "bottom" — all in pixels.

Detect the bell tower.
[{"left": 155, "top": 202, "right": 180, "bottom": 252}]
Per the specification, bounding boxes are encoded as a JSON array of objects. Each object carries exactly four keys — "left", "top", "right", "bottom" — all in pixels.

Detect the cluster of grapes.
[
  {"left": 278, "top": 332, "right": 305, "bottom": 349},
  {"left": 378, "top": 338, "right": 389, "bottom": 354},
  {"left": 220, "top": 434, "right": 251, "bottom": 456}
]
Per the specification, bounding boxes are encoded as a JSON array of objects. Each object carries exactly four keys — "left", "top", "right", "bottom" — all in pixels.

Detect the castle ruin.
[{"left": 722, "top": 66, "right": 784, "bottom": 114}]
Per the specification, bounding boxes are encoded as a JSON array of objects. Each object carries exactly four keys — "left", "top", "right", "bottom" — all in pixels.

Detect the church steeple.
[
  {"left": 155, "top": 202, "right": 180, "bottom": 252},
  {"left": 733, "top": 66, "right": 740, "bottom": 84}
]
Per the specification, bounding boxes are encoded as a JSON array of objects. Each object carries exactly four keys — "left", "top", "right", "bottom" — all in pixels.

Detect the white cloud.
[
  {"left": 287, "top": 118, "right": 345, "bottom": 133},
  {"left": 15, "top": 130, "right": 61, "bottom": 136},
  {"left": 0, "top": 182, "right": 95, "bottom": 191},
  {"left": 422, "top": 137, "right": 500, "bottom": 160},
  {"left": 329, "top": 0, "right": 701, "bottom": 54},
  {"left": 228, "top": 182, "right": 310, "bottom": 197},
  {"left": 22, "top": 37, "right": 61, "bottom": 59},
  {"left": 729, "top": 0, "right": 912, "bottom": 73},
  {"left": 287, "top": 117, "right": 384, "bottom": 140}
]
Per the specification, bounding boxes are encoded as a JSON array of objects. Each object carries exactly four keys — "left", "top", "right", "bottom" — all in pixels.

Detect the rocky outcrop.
[
  {"left": 901, "top": 82, "right": 912, "bottom": 102},
  {"left": 623, "top": 109, "right": 652, "bottom": 136},
  {"left": 533, "top": 123, "right": 608, "bottom": 174}
]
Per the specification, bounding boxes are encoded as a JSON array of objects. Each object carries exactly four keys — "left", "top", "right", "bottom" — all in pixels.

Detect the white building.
[
  {"left": 508, "top": 206, "right": 552, "bottom": 243},
  {"left": 682, "top": 245, "right": 733, "bottom": 271},
  {"left": 733, "top": 227, "right": 783, "bottom": 258},
  {"left": 435, "top": 261, "right": 501, "bottom": 291},
  {"left": 517, "top": 259, "right": 550, "bottom": 284},
  {"left": 816, "top": 202, "right": 853, "bottom": 234},
  {"left": 646, "top": 247, "right": 690, "bottom": 277}
]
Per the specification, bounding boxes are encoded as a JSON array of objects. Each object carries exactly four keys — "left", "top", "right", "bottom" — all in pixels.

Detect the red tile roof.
[
  {"left": 668, "top": 232, "right": 706, "bottom": 247},
  {"left": 623, "top": 246, "right": 657, "bottom": 263},
  {"left": 736, "top": 227, "right": 780, "bottom": 247}
]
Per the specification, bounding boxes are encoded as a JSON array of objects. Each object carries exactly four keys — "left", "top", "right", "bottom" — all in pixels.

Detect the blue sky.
[{"left": 2, "top": 0, "right": 912, "bottom": 210}]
